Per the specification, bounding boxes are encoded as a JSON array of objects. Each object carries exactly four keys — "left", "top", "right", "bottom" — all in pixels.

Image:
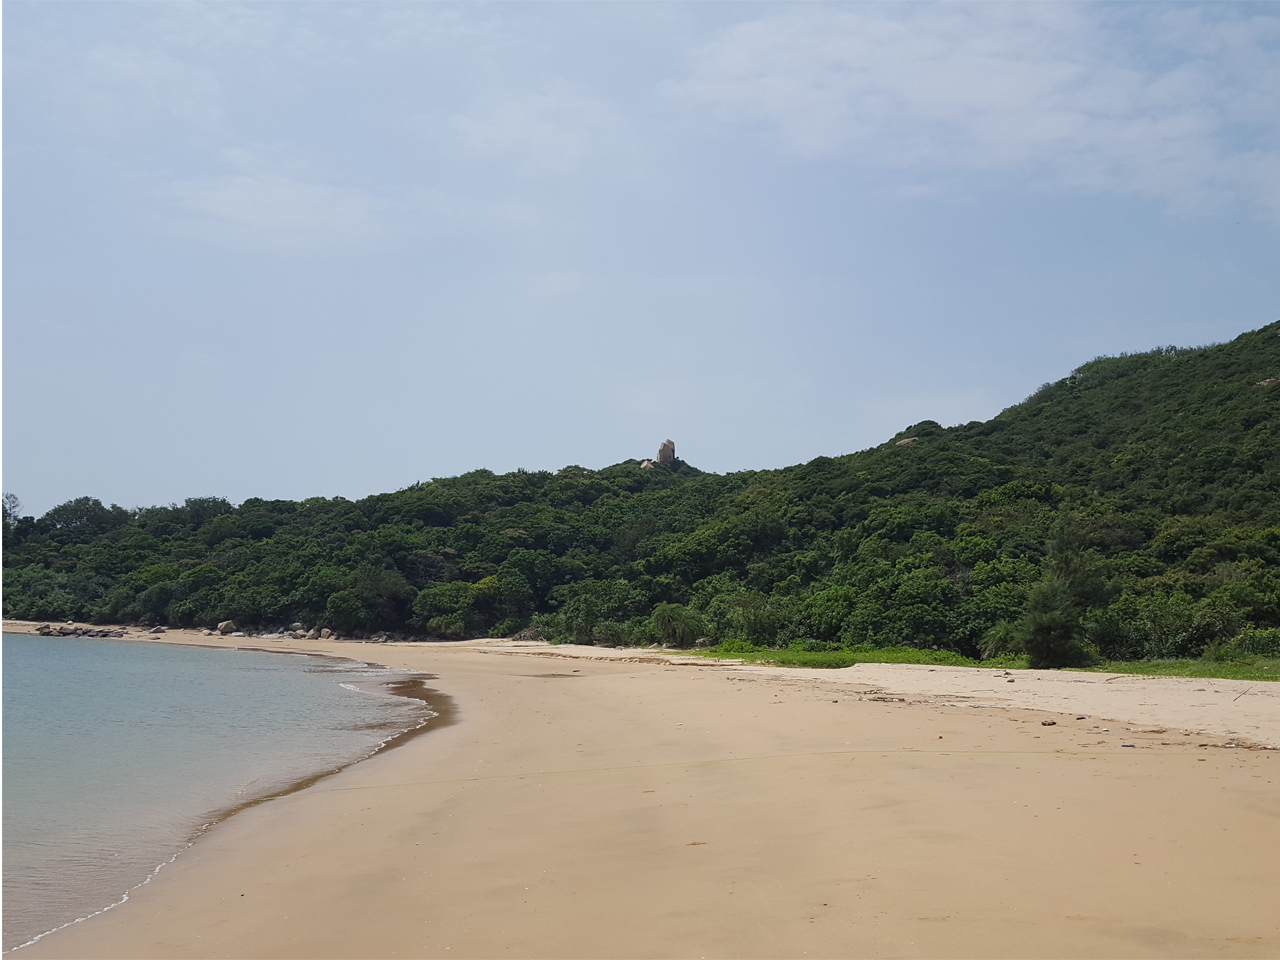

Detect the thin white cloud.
[
  {"left": 78, "top": 43, "right": 225, "bottom": 137},
  {"left": 442, "top": 93, "right": 618, "bottom": 172},
  {"left": 167, "top": 171, "right": 378, "bottom": 252},
  {"left": 673, "top": 4, "right": 1280, "bottom": 215},
  {"left": 167, "top": 148, "right": 547, "bottom": 252},
  {"left": 405, "top": 188, "right": 539, "bottom": 236}
]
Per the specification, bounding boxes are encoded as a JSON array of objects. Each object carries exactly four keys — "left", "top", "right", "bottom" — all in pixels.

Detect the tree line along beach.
[{"left": 4, "top": 325, "right": 1280, "bottom": 675}]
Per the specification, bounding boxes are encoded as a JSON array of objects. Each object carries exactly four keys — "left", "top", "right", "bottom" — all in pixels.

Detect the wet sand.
[{"left": 8, "top": 624, "right": 1280, "bottom": 958}]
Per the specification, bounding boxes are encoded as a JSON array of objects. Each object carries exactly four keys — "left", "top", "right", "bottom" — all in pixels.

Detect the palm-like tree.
[{"left": 651, "top": 602, "right": 704, "bottom": 648}]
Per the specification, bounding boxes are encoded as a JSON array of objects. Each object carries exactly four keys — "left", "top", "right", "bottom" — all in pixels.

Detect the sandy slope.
[{"left": 9, "top": 625, "right": 1280, "bottom": 959}]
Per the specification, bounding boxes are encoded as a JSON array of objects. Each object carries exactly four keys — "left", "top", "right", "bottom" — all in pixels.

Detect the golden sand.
[{"left": 8, "top": 624, "right": 1279, "bottom": 959}]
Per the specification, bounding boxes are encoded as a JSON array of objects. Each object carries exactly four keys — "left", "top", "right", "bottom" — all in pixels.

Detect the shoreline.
[
  {"left": 196, "top": 676, "right": 459, "bottom": 828},
  {"left": 14, "top": 624, "right": 1276, "bottom": 754},
  {"left": 2, "top": 625, "right": 456, "bottom": 955},
  {"left": 3, "top": 623, "right": 462, "bottom": 815},
  {"left": 7, "top": 620, "right": 1280, "bottom": 957},
  {"left": 6, "top": 618, "right": 1278, "bottom": 749}
]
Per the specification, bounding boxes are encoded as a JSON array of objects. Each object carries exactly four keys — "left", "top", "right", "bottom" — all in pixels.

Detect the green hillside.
[{"left": 5, "top": 323, "right": 1279, "bottom": 666}]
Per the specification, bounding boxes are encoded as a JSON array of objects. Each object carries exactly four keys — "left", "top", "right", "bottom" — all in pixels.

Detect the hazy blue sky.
[{"left": 5, "top": 2, "right": 1279, "bottom": 516}]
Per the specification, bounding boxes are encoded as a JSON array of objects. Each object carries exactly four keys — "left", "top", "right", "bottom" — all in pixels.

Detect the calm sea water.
[{"left": 2, "top": 634, "right": 433, "bottom": 952}]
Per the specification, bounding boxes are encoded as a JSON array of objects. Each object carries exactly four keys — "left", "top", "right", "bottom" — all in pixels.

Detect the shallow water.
[{"left": 1, "top": 633, "right": 431, "bottom": 952}]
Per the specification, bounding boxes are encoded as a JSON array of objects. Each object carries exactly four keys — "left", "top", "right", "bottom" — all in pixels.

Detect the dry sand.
[{"left": 8, "top": 623, "right": 1280, "bottom": 958}]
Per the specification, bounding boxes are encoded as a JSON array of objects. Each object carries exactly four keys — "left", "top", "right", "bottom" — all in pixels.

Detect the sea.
[{"left": 2, "top": 633, "right": 434, "bottom": 953}]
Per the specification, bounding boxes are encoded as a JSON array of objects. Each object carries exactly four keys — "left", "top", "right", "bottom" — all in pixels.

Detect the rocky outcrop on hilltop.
[{"left": 643, "top": 439, "right": 687, "bottom": 470}]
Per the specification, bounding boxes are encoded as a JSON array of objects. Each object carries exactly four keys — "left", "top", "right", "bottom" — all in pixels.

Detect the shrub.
[
  {"left": 326, "top": 590, "right": 368, "bottom": 631},
  {"left": 1205, "top": 626, "right": 1280, "bottom": 661},
  {"left": 1085, "top": 592, "right": 1242, "bottom": 660},
  {"left": 1235, "top": 627, "right": 1280, "bottom": 657},
  {"left": 491, "top": 617, "right": 527, "bottom": 638},
  {"left": 713, "top": 638, "right": 758, "bottom": 654}
]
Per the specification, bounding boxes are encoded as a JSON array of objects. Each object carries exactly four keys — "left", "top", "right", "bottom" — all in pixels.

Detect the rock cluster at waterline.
[{"left": 34, "top": 622, "right": 125, "bottom": 638}]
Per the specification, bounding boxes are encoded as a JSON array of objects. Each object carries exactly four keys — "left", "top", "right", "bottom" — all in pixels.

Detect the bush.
[
  {"left": 590, "top": 619, "right": 633, "bottom": 647},
  {"left": 326, "top": 590, "right": 368, "bottom": 631},
  {"left": 491, "top": 617, "right": 527, "bottom": 638},
  {"left": 1235, "top": 627, "right": 1280, "bottom": 657},
  {"left": 1085, "top": 592, "right": 1242, "bottom": 660},
  {"left": 411, "top": 581, "right": 475, "bottom": 631},
  {"left": 1204, "top": 626, "right": 1280, "bottom": 661}
]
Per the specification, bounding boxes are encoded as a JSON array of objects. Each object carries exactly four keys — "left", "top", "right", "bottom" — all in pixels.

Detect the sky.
[{"left": 4, "top": 2, "right": 1279, "bottom": 517}]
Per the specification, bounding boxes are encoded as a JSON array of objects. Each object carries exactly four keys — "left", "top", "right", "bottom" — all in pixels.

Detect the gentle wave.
[{"left": 2, "top": 634, "right": 436, "bottom": 953}]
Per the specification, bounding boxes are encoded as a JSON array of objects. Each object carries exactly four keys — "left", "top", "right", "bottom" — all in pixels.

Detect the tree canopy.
[{"left": 5, "top": 323, "right": 1279, "bottom": 664}]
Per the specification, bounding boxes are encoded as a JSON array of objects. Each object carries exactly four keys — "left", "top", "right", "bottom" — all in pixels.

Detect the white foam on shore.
[
  {"left": 6, "top": 824, "right": 208, "bottom": 954},
  {"left": 6, "top": 688, "right": 440, "bottom": 956},
  {"left": 2, "top": 638, "right": 443, "bottom": 955}
]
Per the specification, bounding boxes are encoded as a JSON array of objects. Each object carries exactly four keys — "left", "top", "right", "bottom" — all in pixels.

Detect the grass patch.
[
  {"left": 694, "top": 645, "right": 1280, "bottom": 681},
  {"left": 1076, "top": 658, "right": 1280, "bottom": 682},
  {"left": 694, "top": 644, "right": 1029, "bottom": 670}
]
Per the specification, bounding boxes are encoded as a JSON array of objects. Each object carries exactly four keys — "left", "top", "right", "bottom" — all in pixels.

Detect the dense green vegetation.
[{"left": 5, "top": 323, "right": 1279, "bottom": 669}]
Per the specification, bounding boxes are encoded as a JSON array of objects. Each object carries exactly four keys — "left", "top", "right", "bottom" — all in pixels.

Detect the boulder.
[
  {"left": 290, "top": 622, "right": 304, "bottom": 631},
  {"left": 640, "top": 460, "right": 655, "bottom": 470},
  {"left": 895, "top": 437, "right": 919, "bottom": 446},
  {"left": 230, "top": 631, "right": 246, "bottom": 637},
  {"left": 36, "top": 622, "right": 52, "bottom": 635},
  {"left": 150, "top": 626, "right": 166, "bottom": 634},
  {"left": 1256, "top": 378, "right": 1279, "bottom": 388},
  {"left": 217, "top": 620, "right": 237, "bottom": 635},
  {"left": 320, "top": 628, "right": 332, "bottom": 639},
  {"left": 306, "top": 628, "right": 319, "bottom": 639},
  {"left": 201, "top": 629, "right": 215, "bottom": 636},
  {"left": 656, "top": 439, "right": 676, "bottom": 465}
]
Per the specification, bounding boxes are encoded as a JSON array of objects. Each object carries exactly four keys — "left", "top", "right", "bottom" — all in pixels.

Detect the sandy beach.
[{"left": 7, "top": 622, "right": 1279, "bottom": 959}]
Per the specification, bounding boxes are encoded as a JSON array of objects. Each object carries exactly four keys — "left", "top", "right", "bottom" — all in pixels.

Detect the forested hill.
[{"left": 5, "top": 322, "right": 1279, "bottom": 665}]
